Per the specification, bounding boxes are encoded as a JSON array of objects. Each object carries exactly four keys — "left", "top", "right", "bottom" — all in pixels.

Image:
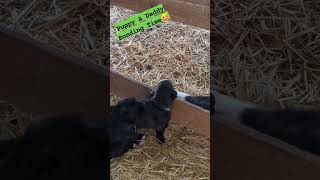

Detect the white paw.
[{"left": 138, "top": 135, "right": 145, "bottom": 145}]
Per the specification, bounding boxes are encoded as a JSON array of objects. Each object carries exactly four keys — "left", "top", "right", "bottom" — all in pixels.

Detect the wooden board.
[
  {"left": 213, "top": 116, "right": 320, "bottom": 180},
  {"left": 111, "top": 70, "right": 210, "bottom": 137},
  {"left": 111, "top": 0, "right": 210, "bottom": 30},
  {"left": 0, "top": 26, "right": 108, "bottom": 119}
]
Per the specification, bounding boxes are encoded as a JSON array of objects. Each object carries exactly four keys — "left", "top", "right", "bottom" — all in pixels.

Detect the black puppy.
[
  {"left": 137, "top": 80, "right": 177, "bottom": 143},
  {"left": 109, "top": 98, "right": 145, "bottom": 158},
  {"left": 0, "top": 115, "right": 109, "bottom": 180},
  {"left": 241, "top": 108, "right": 320, "bottom": 155},
  {"left": 109, "top": 80, "right": 177, "bottom": 147}
]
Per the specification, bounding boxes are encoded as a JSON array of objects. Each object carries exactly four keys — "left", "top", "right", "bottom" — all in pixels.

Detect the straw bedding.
[
  {"left": 212, "top": 0, "right": 320, "bottom": 109},
  {"left": 110, "top": 6, "right": 210, "bottom": 96},
  {"left": 0, "top": 1, "right": 210, "bottom": 179},
  {"left": 110, "top": 95, "right": 210, "bottom": 180}
]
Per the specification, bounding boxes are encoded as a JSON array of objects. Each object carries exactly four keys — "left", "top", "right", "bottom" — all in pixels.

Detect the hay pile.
[
  {"left": 110, "top": 95, "right": 210, "bottom": 180},
  {"left": 212, "top": 0, "right": 320, "bottom": 109},
  {"left": 110, "top": 6, "right": 210, "bottom": 96},
  {"left": 0, "top": 0, "right": 109, "bottom": 66}
]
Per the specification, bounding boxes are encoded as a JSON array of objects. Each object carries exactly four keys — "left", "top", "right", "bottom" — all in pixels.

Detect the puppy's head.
[{"left": 150, "top": 80, "right": 177, "bottom": 110}]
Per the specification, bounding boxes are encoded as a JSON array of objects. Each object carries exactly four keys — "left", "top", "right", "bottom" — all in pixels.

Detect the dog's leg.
[
  {"left": 156, "top": 129, "right": 166, "bottom": 144},
  {"left": 133, "top": 133, "right": 145, "bottom": 148}
]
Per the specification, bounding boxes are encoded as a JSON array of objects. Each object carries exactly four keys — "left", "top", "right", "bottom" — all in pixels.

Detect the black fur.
[
  {"left": 110, "top": 98, "right": 173, "bottom": 145},
  {"left": 106, "top": 80, "right": 177, "bottom": 158},
  {"left": 112, "top": 80, "right": 177, "bottom": 144},
  {"left": 109, "top": 98, "right": 145, "bottom": 158},
  {"left": 185, "top": 96, "right": 210, "bottom": 110},
  {"left": 241, "top": 108, "right": 320, "bottom": 155},
  {"left": 150, "top": 80, "right": 177, "bottom": 110},
  {"left": 135, "top": 100, "right": 173, "bottom": 143},
  {"left": 210, "top": 92, "right": 215, "bottom": 115},
  {"left": 0, "top": 139, "right": 16, "bottom": 168},
  {"left": 180, "top": 92, "right": 215, "bottom": 115},
  {"left": 0, "top": 115, "right": 109, "bottom": 180},
  {"left": 0, "top": 139, "right": 15, "bottom": 159},
  {"left": 143, "top": 80, "right": 177, "bottom": 143}
]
